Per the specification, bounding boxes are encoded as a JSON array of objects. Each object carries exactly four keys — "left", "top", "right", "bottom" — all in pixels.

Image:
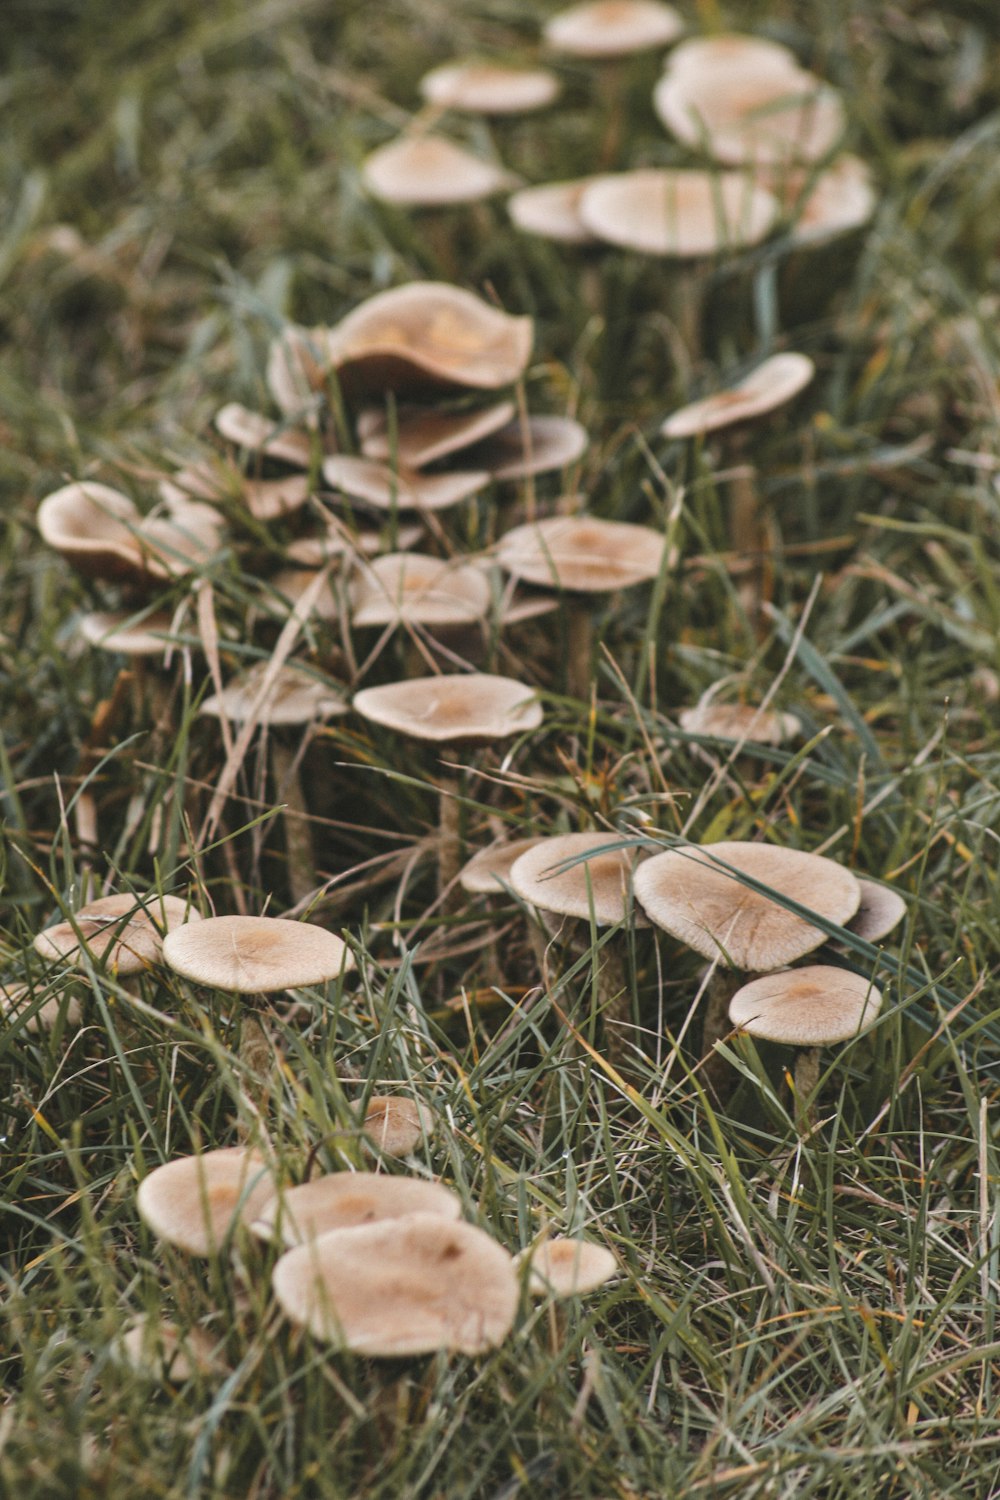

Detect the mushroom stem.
[
  {"left": 700, "top": 968, "right": 740, "bottom": 1102},
  {"left": 566, "top": 602, "right": 594, "bottom": 700},
  {"left": 597, "top": 944, "right": 631, "bottom": 1070},
  {"left": 437, "top": 773, "right": 462, "bottom": 910},
  {"left": 668, "top": 266, "right": 705, "bottom": 363},
  {"left": 270, "top": 737, "right": 318, "bottom": 907},
  {"left": 237, "top": 1002, "right": 273, "bottom": 1135},
  {"left": 792, "top": 1046, "right": 821, "bottom": 1128},
  {"left": 727, "top": 430, "right": 764, "bottom": 626}
]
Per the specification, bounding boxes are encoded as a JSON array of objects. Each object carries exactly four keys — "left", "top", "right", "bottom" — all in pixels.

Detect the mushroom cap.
[
  {"left": 136, "top": 1146, "right": 277, "bottom": 1256},
  {"left": 544, "top": 0, "right": 684, "bottom": 58},
  {"left": 362, "top": 134, "right": 517, "bottom": 208},
  {"left": 322, "top": 454, "right": 490, "bottom": 512},
  {"left": 465, "top": 414, "right": 589, "bottom": 481},
  {"left": 507, "top": 178, "right": 605, "bottom": 244},
  {"left": 114, "top": 1316, "right": 220, "bottom": 1382},
  {"left": 420, "top": 60, "right": 561, "bottom": 115},
  {"left": 634, "top": 841, "right": 862, "bottom": 970},
  {"left": 517, "top": 1236, "right": 619, "bottom": 1296},
  {"left": 771, "top": 153, "right": 878, "bottom": 246},
  {"left": 271, "top": 1212, "right": 518, "bottom": 1356},
  {"left": 578, "top": 168, "right": 778, "bottom": 258},
  {"left": 269, "top": 568, "right": 340, "bottom": 623},
  {"left": 496, "top": 514, "right": 671, "bottom": 593},
  {"left": 252, "top": 1171, "right": 460, "bottom": 1247},
  {"left": 362, "top": 1096, "right": 438, "bottom": 1156},
  {"left": 664, "top": 33, "right": 800, "bottom": 82},
  {"left": 351, "top": 553, "right": 491, "bottom": 628},
  {"left": 266, "top": 325, "right": 334, "bottom": 417},
  {"left": 459, "top": 837, "right": 546, "bottom": 894},
  {"left": 326, "top": 282, "right": 533, "bottom": 398},
  {"left": 358, "top": 399, "right": 516, "bottom": 469},
  {"left": 0, "top": 980, "right": 82, "bottom": 1033},
  {"left": 677, "top": 701, "right": 802, "bottom": 745},
  {"left": 510, "top": 832, "right": 647, "bottom": 926},
  {"left": 728, "top": 963, "right": 882, "bottom": 1046},
  {"left": 80, "top": 608, "right": 179, "bottom": 658},
  {"left": 199, "top": 662, "right": 349, "bottom": 727},
  {"left": 655, "top": 60, "right": 846, "bottom": 167},
  {"left": 285, "top": 518, "right": 424, "bottom": 567},
  {"left": 161, "top": 915, "right": 354, "bottom": 994},
  {"left": 214, "top": 403, "right": 314, "bottom": 467},
  {"left": 33, "top": 893, "right": 201, "bottom": 976},
  {"left": 660, "top": 352, "right": 815, "bottom": 439},
  {"left": 37, "top": 482, "right": 217, "bottom": 587},
  {"left": 353, "top": 672, "right": 542, "bottom": 745},
  {"left": 847, "top": 880, "right": 907, "bottom": 944}
]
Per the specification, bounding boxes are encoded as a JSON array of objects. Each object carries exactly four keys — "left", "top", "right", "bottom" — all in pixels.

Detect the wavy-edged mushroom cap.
[
  {"left": 161, "top": 914, "right": 354, "bottom": 994},
  {"left": 214, "top": 403, "right": 314, "bottom": 467},
  {"left": 510, "top": 832, "right": 646, "bottom": 927},
  {"left": 0, "top": 980, "right": 82, "bottom": 1033},
  {"left": 353, "top": 672, "right": 542, "bottom": 745},
  {"left": 272, "top": 1212, "right": 518, "bottom": 1355},
  {"left": 199, "top": 662, "right": 349, "bottom": 727},
  {"left": 322, "top": 454, "right": 490, "bottom": 512},
  {"left": 363, "top": 1096, "right": 438, "bottom": 1156},
  {"left": 661, "top": 353, "right": 815, "bottom": 440},
  {"left": 351, "top": 553, "right": 491, "bottom": 628},
  {"left": 579, "top": 168, "right": 778, "bottom": 257},
  {"left": 34, "top": 893, "right": 201, "bottom": 976},
  {"left": 772, "top": 153, "right": 878, "bottom": 246},
  {"left": 497, "top": 514, "right": 670, "bottom": 593},
  {"left": 466, "top": 414, "right": 589, "bottom": 481},
  {"left": 362, "top": 134, "right": 517, "bottom": 209},
  {"left": 634, "top": 841, "right": 861, "bottom": 970},
  {"left": 518, "top": 1237, "right": 619, "bottom": 1296},
  {"left": 136, "top": 1146, "right": 276, "bottom": 1256},
  {"left": 847, "top": 880, "right": 907, "bottom": 944},
  {"left": 80, "top": 608, "right": 179, "bottom": 658},
  {"left": 728, "top": 964, "right": 882, "bottom": 1046},
  {"left": 460, "top": 837, "right": 546, "bottom": 894},
  {"left": 544, "top": 0, "right": 684, "bottom": 58},
  {"left": 678, "top": 701, "right": 801, "bottom": 745},
  {"left": 37, "top": 482, "right": 216, "bottom": 587},
  {"left": 507, "top": 178, "right": 604, "bottom": 244},
  {"left": 253, "top": 1171, "right": 460, "bottom": 1247},
  {"left": 358, "top": 399, "right": 516, "bottom": 469},
  {"left": 114, "top": 1316, "right": 220, "bottom": 1383},
  {"left": 420, "top": 60, "right": 561, "bottom": 114},
  {"left": 326, "top": 282, "right": 534, "bottom": 398}
]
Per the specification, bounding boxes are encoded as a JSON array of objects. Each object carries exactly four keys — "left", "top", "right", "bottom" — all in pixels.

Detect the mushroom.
[
  {"left": 113, "top": 1315, "right": 221, "bottom": 1383},
  {"left": 845, "top": 880, "right": 907, "bottom": 945},
  {"left": 677, "top": 698, "right": 802, "bottom": 747},
  {"left": 350, "top": 552, "right": 491, "bottom": 631},
  {"left": 37, "top": 481, "right": 219, "bottom": 592},
  {"left": 765, "top": 153, "right": 877, "bottom": 249},
  {"left": 33, "top": 892, "right": 201, "bottom": 976},
  {"left": 362, "top": 1095, "right": 437, "bottom": 1157},
  {"left": 543, "top": 0, "right": 684, "bottom": 58},
  {"left": 321, "top": 454, "right": 491, "bottom": 513},
  {"left": 507, "top": 178, "right": 605, "bottom": 246},
  {"left": 361, "top": 134, "right": 518, "bottom": 209},
  {"left": 136, "top": 1146, "right": 277, "bottom": 1256},
  {"left": 462, "top": 414, "right": 589, "bottom": 482},
  {"left": 357, "top": 399, "right": 516, "bottom": 469},
  {"left": 419, "top": 60, "right": 561, "bottom": 115},
  {"left": 0, "top": 979, "right": 82, "bottom": 1034},
  {"left": 517, "top": 1236, "right": 619, "bottom": 1296},
  {"left": 214, "top": 402, "right": 316, "bottom": 468},
  {"left": 251, "top": 1170, "right": 461, "bottom": 1247}
]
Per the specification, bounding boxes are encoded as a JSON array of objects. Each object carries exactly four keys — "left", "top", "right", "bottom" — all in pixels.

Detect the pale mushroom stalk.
[
  {"left": 726, "top": 427, "right": 765, "bottom": 624},
  {"left": 566, "top": 598, "right": 595, "bottom": 701},
  {"left": 267, "top": 735, "right": 318, "bottom": 908}
]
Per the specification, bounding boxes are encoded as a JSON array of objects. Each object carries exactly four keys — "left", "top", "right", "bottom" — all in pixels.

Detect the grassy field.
[{"left": 5, "top": 1, "right": 1000, "bottom": 1496}]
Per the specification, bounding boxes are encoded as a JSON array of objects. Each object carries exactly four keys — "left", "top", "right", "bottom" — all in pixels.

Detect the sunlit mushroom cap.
[
  {"left": 80, "top": 608, "right": 179, "bottom": 657},
  {"left": 34, "top": 893, "right": 201, "bottom": 976},
  {"left": 358, "top": 399, "right": 516, "bottom": 469},
  {"left": 214, "top": 403, "right": 314, "bottom": 467},
  {"left": 544, "top": 0, "right": 684, "bottom": 58},
  {"left": 354, "top": 672, "right": 542, "bottom": 745},
  {"left": 497, "top": 514, "right": 670, "bottom": 593},
  {"left": 466, "top": 414, "right": 589, "bottom": 480},
  {"left": 678, "top": 701, "right": 802, "bottom": 745},
  {"left": 579, "top": 169, "right": 778, "bottom": 257},
  {"left": 510, "top": 832, "right": 647, "bottom": 926},
  {"left": 634, "top": 841, "right": 862, "bottom": 970},
  {"left": 769, "top": 153, "right": 878, "bottom": 246},
  {"left": 661, "top": 353, "right": 814, "bottom": 439},
  {"left": 517, "top": 1237, "right": 619, "bottom": 1296},
  {"left": 136, "top": 1146, "right": 276, "bottom": 1256},
  {"left": 322, "top": 454, "right": 490, "bottom": 512},
  {"left": 507, "top": 178, "right": 605, "bottom": 244},
  {"left": 0, "top": 980, "right": 82, "bottom": 1033},
  {"left": 460, "top": 838, "right": 545, "bottom": 894},
  {"left": 272, "top": 1212, "right": 518, "bottom": 1355},
  {"left": 420, "top": 60, "right": 561, "bottom": 114},
  {"left": 847, "top": 880, "right": 906, "bottom": 944},
  {"left": 728, "top": 964, "right": 882, "bottom": 1046},
  {"left": 363, "top": 1096, "right": 438, "bottom": 1156},
  {"left": 326, "top": 282, "right": 533, "bottom": 398},
  {"left": 351, "top": 553, "right": 491, "bottom": 628},
  {"left": 114, "top": 1316, "right": 220, "bottom": 1382},
  {"left": 199, "top": 662, "right": 349, "bottom": 727},
  {"left": 362, "top": 134, "right": 517, "bottom": 208},
  {"left": 253, "top": 1171, "right": 460, "bottom": 1247},
  {"left": 161, "top": 914, "right": 354, "bottom": 993},
  {"left": 37, "top": 482, "right": 217, "bottom": 587}
]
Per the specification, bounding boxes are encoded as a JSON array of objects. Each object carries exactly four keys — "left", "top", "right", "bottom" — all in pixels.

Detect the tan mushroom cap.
[
  {"left": 351, "top": 553, "right": 491, "bottom": 628},
  {"left": 286, "top": 518, "right": 424, "bottom": 566},
  {"left": 199, "top": 661, "right": 349, "bottom": 727},
  {"left": 497, "top": 514, "right": 671, "bottom": 593},
  {"left": 770, "top": 153, "right": 877, "bottom": 246},
  {"left": 353, "top": 672, "right": 542, "bottom": 745},
  {"left": 37, "top": 482, "right": 216, "bottom": 587},
  {"left": 115, "top": 1316, "right": 220, "bottom": 1382},
  {"left": 358, "top": 399, "right": 516, "bottom": 469},
  {"left": 362, "top": 134, "right": 517, "bottom": 208},
  {"left": 847, "top": 880, "right": 907, "bottom": 944},
  {"left": 253, "top": 1171, "right": 460, "bottom": 1248},
  {"left": 161, "top": 914, "right": 354, "bottom": 994},
  {"left": 0, "top": 980, "right": 82, "bottom": 1033},
  {"left": 214, "top": 403, "right": 314, "bottom": 467},
  {"left": 678, "top": 702, "right": 802, "bottom": 745},
  {"left": 268, "top": 569, "right": 340, "bottom": 622},
  {"left": 322, "top": 454, "right": 490, "bottom": 512},
  {"left": 466, "top": 414, "right": 589, "bottom": 481},
  {"left": 420, "top": 60, "right": 561, "bottom": 115},
  {"left": 507, "top": 178, "right": 604, "bottom": 244},
  {"left": 136, "top": 1146, "right": 277, "bottom": 1256},
  {"left": 363, "top": 1096, "right": 438, "bottom": 1156},
  {"left": 460, "top": 837, "right": 546, "bottom": 894},
  {"left": 271, "top": 1213, "right": 518, "bottom": 1355},
  {"left": 579, "top": 169, "right": 778, "bottom": 258},
  {"left": 661, "top": 353, "right": 815, "bottom": 440},
  {"left": 80, "top": 608, "right": 179, "bottom": 657},
  {"left": 510, "top": 832, "right": 647, "bottom": 927},
  {"left": 544, "top": 0, "right": 684, "bottom": 58},
  {"left": 518, "top": 1237, "right": 619, "bottom": 1296},
  {"left": 34, "top": 893, "right": 201, "bottom": 976},
  {"left": 326, "top": 282, "right": 534, "bottom": 398},
  {"left": 634, "top": 841, "right": 862, "bottom": 971},
  {"left": 728, "top": 964, "right": 882, "bottom": 1046}
]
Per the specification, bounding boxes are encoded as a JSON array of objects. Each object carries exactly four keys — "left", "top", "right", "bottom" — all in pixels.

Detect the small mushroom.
[
  {"left": 517, "top": 1236, "right": 619, "bottom": 1296},
  {"left": 362, "top": 134, "right": 518, "bottom": 209},
  {"left": 362, "top": 1095, "right": 438, "bottom": 1157},
  {"left": 113, "top": 1316, "right": 221, "bottom": 1383},
  {"left": 321, "top": 454, "right": 491, "bottom": 513},
  {"left": 358, "top": 399, "right": 516, "bottom": 469},
  {"left": 544, "top": 0, "right": 684, "bottom": 59},
  {"left": 34, "top": 892, "right": 201, "bottom": 976},
  {"left": 350, "top": 552, "right": 491, "bottom": 630},
  {"left": 420, "top": 60, "right": 561, "bottom": 115},
  {"left": 252, "top": 1170, "right": 461, "bottom": 1247},
  {"left": 136, "top": 1146, "right": 277, "bottom": 1256},
  {"left": 846, "top": 880, "right": 907, "bottom": 944}
]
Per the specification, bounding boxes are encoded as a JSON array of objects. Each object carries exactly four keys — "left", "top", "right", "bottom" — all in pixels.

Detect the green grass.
[{"left": 5, "top": 0, "right": 1000, "bottom": 1495}]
